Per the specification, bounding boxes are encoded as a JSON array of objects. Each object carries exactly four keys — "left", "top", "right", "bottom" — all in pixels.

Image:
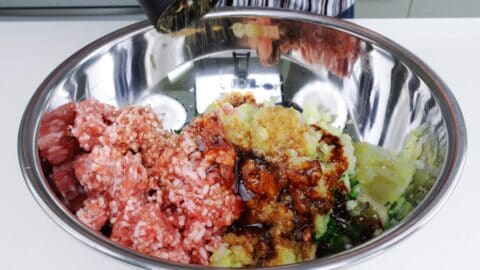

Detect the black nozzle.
[
  {"left": 137, "top": 0, "right": 219, "bottom": 33},
  {"left": 138, "top": 0, "right": 177, "bottom": 30}
]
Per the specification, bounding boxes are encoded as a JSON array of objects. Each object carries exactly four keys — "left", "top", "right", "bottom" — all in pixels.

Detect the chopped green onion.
[
  {"left": 316, "top": 218, "right": 338, "bottom": 242},
  {"left": 349, "top": 178, "right": 360, "bottom": 187},
  {"left": 347, "top": 190, "right": 359, "bottom": 200},
  {"left": 387, "top": 201, "right": 398, "bottom": 216}
]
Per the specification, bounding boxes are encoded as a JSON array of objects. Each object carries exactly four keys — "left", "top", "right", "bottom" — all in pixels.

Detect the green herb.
[
  {"left": 347, "top": 189, "right": 359, "bottom": 200},
  {"left": 349, "top": 178, "right": 360, "bottom": 187},
  {"left": 315, "top": 218, "right": 349, "bottom": 255},
  {"left": 316, "top": 218, "right": 338, "bottom": 242},
  {"left": 194, "top": 112, "right": 199, "bottom": 117},
  {"left": 174, "top": 129, "right": 182, "bottom": 134},
  {"left": 389, "top": 201, "right": 398, "bottom": 211},
  {"left": 387, "top": 197, "right": 413, "bottom": 224},
  {"left": 384, "top": 219, "right": 393, "bottom": 230}
]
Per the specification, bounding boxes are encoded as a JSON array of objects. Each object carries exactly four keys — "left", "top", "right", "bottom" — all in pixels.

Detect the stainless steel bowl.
[{"left": 18, "top": 9, "right": 466, "bottom": 270}]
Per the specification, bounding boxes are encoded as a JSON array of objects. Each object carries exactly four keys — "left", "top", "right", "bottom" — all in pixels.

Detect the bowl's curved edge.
[{"left": 18, "top": 8, "right": 468, "bottom": 270}]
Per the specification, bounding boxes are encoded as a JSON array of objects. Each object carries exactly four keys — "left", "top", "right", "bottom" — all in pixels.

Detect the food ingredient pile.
[{"left": 38, "top": 93, "right": 433, "bottom": 267}]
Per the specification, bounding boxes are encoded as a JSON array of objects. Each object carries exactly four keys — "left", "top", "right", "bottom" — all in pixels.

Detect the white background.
[{"left": 0, "top": 18, "right": 478, "bottom": 269}]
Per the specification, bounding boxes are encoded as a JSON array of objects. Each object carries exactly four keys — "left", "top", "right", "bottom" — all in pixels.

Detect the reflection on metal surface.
[
  {"left": 193, "top": 52, "right": 282, "bottom": 113},
  {"left": 18, "top": 10, "right": 466, "bottom": 270},
  {"left": 293, "top": 81, "right": 348, "bottom": 130},
  {"left": 235, "top": 18, "right": 360, "bottom": 77},
  {"left": 195, "top": 72, "right": 282, "bottom": 113},
  {"left": 137, "top": 93, "right": 187, "bottom": 130}
]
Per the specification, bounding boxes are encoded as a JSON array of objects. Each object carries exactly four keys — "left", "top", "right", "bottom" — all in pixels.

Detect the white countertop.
[{"left": 1, "top": 17, "right": 478, "bottom": 269}]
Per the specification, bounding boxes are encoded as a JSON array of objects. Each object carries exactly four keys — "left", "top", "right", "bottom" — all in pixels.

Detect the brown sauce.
[
  {"left": 311, "top": 125, "right": 349, "bottom": 192},
  {"left": 227, "top": 148, "right": 346, "bottom": 265}
]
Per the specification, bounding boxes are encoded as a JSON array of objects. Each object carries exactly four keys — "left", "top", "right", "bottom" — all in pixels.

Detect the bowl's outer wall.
[{"left": 18, "top": 9, "right": 467, "bottom": 270}]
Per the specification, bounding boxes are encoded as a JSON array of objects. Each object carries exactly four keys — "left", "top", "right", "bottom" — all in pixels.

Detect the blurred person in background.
[{"left": 217, "top": 0, "right": 355, "bottom": 18}]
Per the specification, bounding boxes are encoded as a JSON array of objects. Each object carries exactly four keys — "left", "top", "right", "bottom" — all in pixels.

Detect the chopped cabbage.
[
  {"left": 314, "top": 214, "right": 330, "bottom": 240},
  {"left": 210, "top": 244, "right": 253, "bottom": 267},
  {"left": 266, "top": 246, "right": 297, "bottom": 266},
  {"left": 354, "top": 142, "right": 416, "bottom": 205}
]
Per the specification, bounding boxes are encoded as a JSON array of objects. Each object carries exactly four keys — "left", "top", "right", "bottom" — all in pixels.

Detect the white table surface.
[{"left": 1, "top": 17, "right": 478, "bottom": 269}]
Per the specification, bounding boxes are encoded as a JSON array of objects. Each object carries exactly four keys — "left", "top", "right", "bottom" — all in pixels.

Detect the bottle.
[{"left": 138, "top": 0, "right": 220, "bottom": 33}]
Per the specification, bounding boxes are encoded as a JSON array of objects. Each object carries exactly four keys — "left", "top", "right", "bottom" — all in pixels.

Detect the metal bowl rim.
[{"left": 18, "top": 8, "right": 467, "bottom": 270}]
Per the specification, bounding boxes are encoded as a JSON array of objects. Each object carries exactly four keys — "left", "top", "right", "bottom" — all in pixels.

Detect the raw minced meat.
[
  {"left": 152, "top": 113, "right": 243, "bottom": 265},
  {"left": 100, "top": 106, "right": 172, "bottom": 167},
  {"left": 74, "top": 144, "right": 149, "bottom": 202},
  {"left": 71, "top": 99, "right": 117, "bottom": 151},
  {"left": 110, "top": 195, "right": 146, "bottom": 245},
  {"left": 38, "top": 98, "right": 242, "bottom": 265},
  {"left": 37, "top": 102, "right": 79, "bottom": 165},
  {"left": 50, "top": 161, "right": 81, "bottom": 201},
  {"left": 109, "top": 151, "right": 149, "bottom": 207},
  {"left": 76, "top": 193, "right": 110, "bottom": 231},
  {"left": 49, "top": 161, "right": 85, "bottom": 211},
  {"left": 73, "top": 146, "right": 119, "bottom": 193},
  {"left": 130, "top": 203, "right": 189, "bottom": 262}
]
